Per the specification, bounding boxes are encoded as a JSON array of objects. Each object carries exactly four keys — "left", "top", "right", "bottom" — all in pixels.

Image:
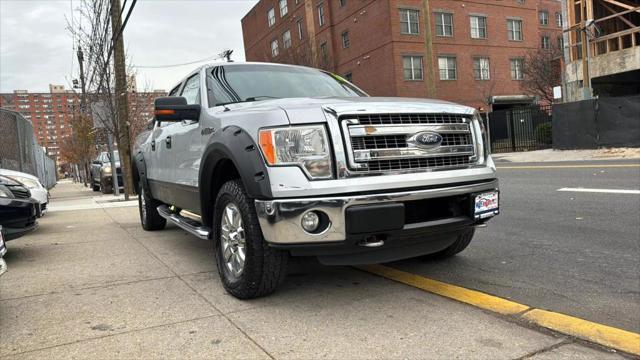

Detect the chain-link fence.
[{"left": 0, "top": 108, "right": 57, "bottom": 188}]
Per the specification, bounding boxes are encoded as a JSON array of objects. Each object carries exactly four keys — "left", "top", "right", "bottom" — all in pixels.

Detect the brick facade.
[{"left": 242, "top": 0, "right": 562, "bottom": 109}]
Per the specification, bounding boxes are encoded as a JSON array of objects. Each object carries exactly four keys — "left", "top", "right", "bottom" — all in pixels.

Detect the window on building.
[
  {"left": 271, "top": 39, "right": 279, "bottom": 57},
  {"left": 399, "top": 9, "right": 419, "bottom": 35},
  {"left": 539, "top": 11, "right": 549, "bottom": 25},
  {"left": 318, "top": 4, "right": 325, "bottom": 26},
  {"left": 268, "top": 8, "right": 275, "bottom": 27},
  {"left": 435, "top": 12, "right": 453, "bottom": 36},
  {"left": 557, "top": 36, "right": 564, "bottom": 50},
  {"left": 344, "top": 72, "right": 353, "bottom": 82},
  {"left": 283, "top": 30, "right": 292, "bottom": 48},
  {"left": 297, "top": 19, "right": 304, "bottom": 39},
  {"left": 438, "top": 56, "right": 457, "bottom": 80},
  {"left": 556, "top": 12, "right": 562, "bottom": 27},
  {"left": 541, "top": 35, "right": 550, "bottom": 49},
  {"left": 507, "top": 19, "right": 523, "bottom": 41},
  {"left": 339, "top": 0, "right": 346, "bottom": 7},
  {"left": 473, "top": 58, "right": 490, "bottom": 80},
  {"left": 510, "top": 58, "right": 524, "bottom": 80},
  {"left": 279, "top": 0, "right": 288, "bottom": 17},
  {"left": 470, "top": 15, "right": 487, "bottom": 39},
  {"left": 342, "top": 31, "right": 350, "bottom": 48},
  {"left": 320, "top": 42, "right": 328, "bottom": 62},
  {"left": 403, "top": 56, "right": 424, "bottom": 80}
]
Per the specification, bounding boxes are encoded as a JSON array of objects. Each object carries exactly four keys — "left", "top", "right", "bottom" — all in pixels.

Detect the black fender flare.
[
  {"left": 199, "top": 125, "right": 272, "bottom": 227},
  {"left": 132, "top": 151, "right": 148, "bottom": 193}
]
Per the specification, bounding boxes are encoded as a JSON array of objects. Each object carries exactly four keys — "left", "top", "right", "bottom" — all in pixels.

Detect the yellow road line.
[
  {"left": 497, "top": 164, "right": 640, "bottom": 169},
  {"left": 358, "top": 264, "right": 640, "bottom": 356},
  {"left": 523, "top": 309, "right": 640, "bottom": 356},
  {"left": 358, "top": 264, "right": 529, "bottom": 315}
]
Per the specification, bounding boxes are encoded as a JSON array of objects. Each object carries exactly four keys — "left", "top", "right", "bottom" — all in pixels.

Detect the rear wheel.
[
  {"left": 213, "top": 180, "right": 288, "bottom": 299},
  {"left": 428, "top": 228, "right": 475, "bottom": 259},
  {"left": 138, "top": 181, "right": 166, "bottom": 231}
]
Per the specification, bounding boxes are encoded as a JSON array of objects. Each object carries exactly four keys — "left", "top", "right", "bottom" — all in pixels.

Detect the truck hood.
[{"left": 217, "top": 97, "right": 476, "bottom": 125}]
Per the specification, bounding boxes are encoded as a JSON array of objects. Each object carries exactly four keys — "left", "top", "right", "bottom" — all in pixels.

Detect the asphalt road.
[{"left": 391, "top": 160, "right": 640, "bottom": 333}]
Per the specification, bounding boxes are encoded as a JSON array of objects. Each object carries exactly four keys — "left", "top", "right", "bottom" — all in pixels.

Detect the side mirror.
[{"left": 154, "top": 97, "right": 201, "bottom": 123}]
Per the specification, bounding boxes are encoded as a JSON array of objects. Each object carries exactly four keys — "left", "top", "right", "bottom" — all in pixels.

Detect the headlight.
[
  {"left": 472, "top": 111, "right": 488, "bottom": 164},
  {"left": 259, "top": 125, "right": 333, "bottom": 179},
  {"left": 7, "top": 176, "right": 40, "bottom": 190},
  {"left": 0, "top": 185, "right": 13, "bottom": 199},
  {"left": 103, "top": 166, "right": 112, "bottom": 175}
]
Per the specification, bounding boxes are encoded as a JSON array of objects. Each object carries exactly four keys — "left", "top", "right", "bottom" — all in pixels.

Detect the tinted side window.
[{"left": 181, "top": 75, "right": 201, "bottom": 105}]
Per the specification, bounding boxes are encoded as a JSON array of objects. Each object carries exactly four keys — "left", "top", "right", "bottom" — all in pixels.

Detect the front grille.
[
  {"left": 354, "top": 113, "right": 467, "bottom": 125},
  {"left": 352, "top": 135, "right": 407, "bottom": 150},
  {"left": 340, "top": 113, "right": 476, "bottom": 174},
  {"left": 363, "top": 156, "right": 471, "bottom": 172},
  {"left": 7, "top": 185, "right": 30, "bottom": 199}
]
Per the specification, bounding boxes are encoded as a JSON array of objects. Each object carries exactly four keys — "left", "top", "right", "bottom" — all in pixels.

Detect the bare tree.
[
  {"left": 68, "top": 0, "right": 137, "bottom": 199},
  {"left": 522, "top": 47, "right": 563, "bottom": 105}
]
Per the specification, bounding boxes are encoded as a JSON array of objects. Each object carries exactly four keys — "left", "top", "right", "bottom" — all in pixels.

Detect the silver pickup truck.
[{"left": 133, "top": 62, "right": 499, "bottom": 299}]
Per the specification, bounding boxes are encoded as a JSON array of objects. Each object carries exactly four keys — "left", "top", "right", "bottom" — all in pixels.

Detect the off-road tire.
[
  {"left": 138, "top": 181, "right": 166, "bottom": 231},
  {"left": 213, "top": 180, "right": 288, "bottom": 299},
  {"left": 92, "top": 182, "right": 100, "bottom": 192},
  {"left": 100, "top": 179, "right": 112, "bottom": 194},
  {"left": 429, "top": 228, "right": 476, "bottom": 259}
]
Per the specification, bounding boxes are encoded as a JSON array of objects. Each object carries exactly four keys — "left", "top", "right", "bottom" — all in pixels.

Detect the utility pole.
[
  {"left": 110, "top": 0, "right": 134, "bottom": 200},
  {"left": 77, "top": 46, "right": 89, "bottom": 187},
  {"left": 220, "top": 49, "right": 234, "bottom": 62}
]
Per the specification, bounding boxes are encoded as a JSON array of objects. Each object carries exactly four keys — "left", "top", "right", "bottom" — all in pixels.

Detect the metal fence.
[
  {"left": 0, "top": 109, "right": 57, "bottom": 188},
  {"left": 487, "top": 105, "right": 553, "bottom": 153}
]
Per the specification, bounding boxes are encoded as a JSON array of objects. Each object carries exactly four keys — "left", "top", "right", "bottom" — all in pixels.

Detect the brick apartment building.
[
  {"left": 0, "top": 84, "right": 165, "bottom": 167},
  {"left": 242, "top": 0, "right": 562, "bottom": 109}
]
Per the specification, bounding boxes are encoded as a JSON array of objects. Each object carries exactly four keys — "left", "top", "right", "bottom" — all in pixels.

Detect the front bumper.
[
  {"left": 0, "top": 198, "right": 39, "bottom": 241},
  {"left": 255, "top": 178, "right": 499, "bottom": 246}
]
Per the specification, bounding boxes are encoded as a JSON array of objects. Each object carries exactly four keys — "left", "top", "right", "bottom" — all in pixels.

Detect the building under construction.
[{"left": 563, "top": 0, "right": 640, "bottom": 101}]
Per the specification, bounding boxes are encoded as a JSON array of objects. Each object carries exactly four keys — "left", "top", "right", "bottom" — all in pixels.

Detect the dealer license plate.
[{"left": 474, "top": 191, "right": 499, "bottom": 219}]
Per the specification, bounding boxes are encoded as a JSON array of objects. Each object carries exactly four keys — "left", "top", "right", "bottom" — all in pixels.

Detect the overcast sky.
[{"left": 0, "top": 0, "right": 259, "bottom": 93}]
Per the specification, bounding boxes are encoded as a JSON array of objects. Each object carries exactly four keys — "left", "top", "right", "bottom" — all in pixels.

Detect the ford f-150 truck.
[{"left": 133, "top": 63, "right": 499, "bottom": 299}]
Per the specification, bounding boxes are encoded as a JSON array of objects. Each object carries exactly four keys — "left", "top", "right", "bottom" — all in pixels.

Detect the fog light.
[{"left": 301, "top": 211, "right": 320, "bottom": 232}]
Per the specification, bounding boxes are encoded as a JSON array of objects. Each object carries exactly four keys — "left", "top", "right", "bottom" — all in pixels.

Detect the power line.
[{"left": 133, "top": 54, "right": 224, "bottom": 69}]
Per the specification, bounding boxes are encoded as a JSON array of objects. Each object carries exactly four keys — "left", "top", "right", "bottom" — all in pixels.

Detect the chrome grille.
[
  {"left": 354, "top": 113, "right": 467, "bottom": 125},
  {"left": 364, "top": 156, "right": 471, "bottom": 172},
  {"left": 340, "top": 113, "right": 476, "bottom": 174}
]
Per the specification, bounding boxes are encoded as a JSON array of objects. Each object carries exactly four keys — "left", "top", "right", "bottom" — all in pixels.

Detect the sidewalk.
[
  {"left": 492, "top": 148, "right": 640, "bottom": 163},
  {"left": 0, "top": 181, "right": 628, "bottom": 359},
  {"left": 46, "top": 179, "right": 137, "bottom": 212}
]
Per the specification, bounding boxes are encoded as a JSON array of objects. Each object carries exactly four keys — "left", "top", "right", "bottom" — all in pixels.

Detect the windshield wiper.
[
  {"left": 245, "top": 96, "right": 280, "bottom": 102},
  {"left": 216, "top": 96, "right": 280, "bottom": 107}
]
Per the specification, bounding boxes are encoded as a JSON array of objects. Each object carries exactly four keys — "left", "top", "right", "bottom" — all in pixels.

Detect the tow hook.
[{"left": 358, "top": 235, "right": 385, "bottom": 248}]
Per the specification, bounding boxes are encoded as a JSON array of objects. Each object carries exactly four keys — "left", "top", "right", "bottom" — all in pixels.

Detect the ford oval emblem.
[{"left": 410, "top": 131, "right": 443, "bottom": 148}]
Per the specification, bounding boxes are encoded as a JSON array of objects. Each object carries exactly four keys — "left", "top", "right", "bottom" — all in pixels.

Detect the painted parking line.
[
  {"left": 358, "top": 264, "right": 640, "bottom": 356},
  {"left": 558, "top": 187, "right": 640, "bottom": 195},
  {"left": 497, "top": 164, "right": 640, "bottom": 169}
]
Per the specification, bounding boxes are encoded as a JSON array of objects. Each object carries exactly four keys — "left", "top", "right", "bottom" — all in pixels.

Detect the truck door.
[{"left": 146, "top": 84, "right": 182, "bottom": 191}]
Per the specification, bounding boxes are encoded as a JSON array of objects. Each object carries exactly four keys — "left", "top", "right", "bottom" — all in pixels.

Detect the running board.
[{"left": 157, "top": 205, "right": 211, "bottom": 240}]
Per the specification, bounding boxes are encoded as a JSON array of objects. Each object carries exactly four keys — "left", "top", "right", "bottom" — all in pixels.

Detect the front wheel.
[
  {"left": 213, "top": 180, "right": 288, "bottom": 299},
  {"left": 138, "top": 181, "right": 166, "bottom": 231}
]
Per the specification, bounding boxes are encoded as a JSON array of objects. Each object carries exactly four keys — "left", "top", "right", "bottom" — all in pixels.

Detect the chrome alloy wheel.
[{"left": 220, "top": 203, "right": 246, "bottom": 279}]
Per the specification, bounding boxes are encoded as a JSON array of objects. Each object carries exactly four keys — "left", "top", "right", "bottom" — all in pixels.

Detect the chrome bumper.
[{"left": 255, "top": 179, "right": 498, "bottom": 245}]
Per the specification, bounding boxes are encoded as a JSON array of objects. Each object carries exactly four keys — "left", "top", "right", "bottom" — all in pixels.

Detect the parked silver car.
[{"left": 133, "top": 62, "right": 499, "bottom": 299}]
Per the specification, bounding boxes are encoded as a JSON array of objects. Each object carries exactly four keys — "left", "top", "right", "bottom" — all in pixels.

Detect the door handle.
[
  {"left": 165, "top": 136, "right": 172, "bottom": 149},
  {"left": 151, "top": 139, "right": 156, "bottom": 151}
]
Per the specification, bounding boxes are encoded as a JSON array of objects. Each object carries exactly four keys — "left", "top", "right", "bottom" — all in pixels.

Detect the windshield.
[{"left": 207, "top": 64, "right": 366, "bottom": 107}]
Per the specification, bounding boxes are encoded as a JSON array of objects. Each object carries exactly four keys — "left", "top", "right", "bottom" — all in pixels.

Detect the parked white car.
[{"left": 0, "top": 169, "right": 49, "bottom": 215}]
